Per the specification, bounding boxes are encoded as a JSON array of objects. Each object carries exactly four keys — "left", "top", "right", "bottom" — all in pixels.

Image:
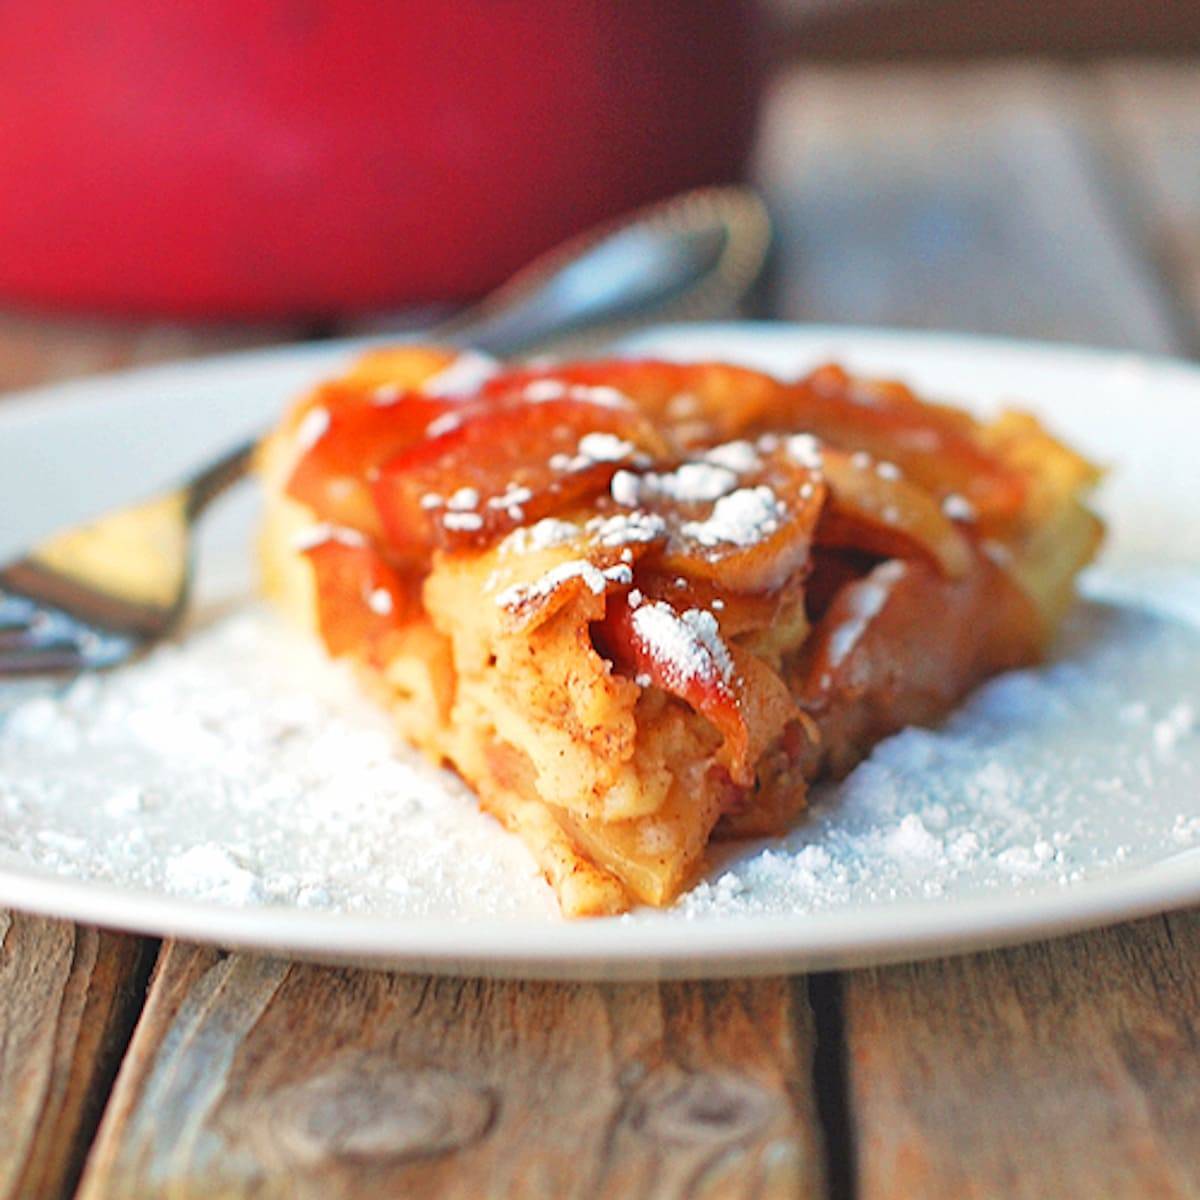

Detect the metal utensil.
[{"left": 0, "top": 186, "right": 770, "bottom": 675}]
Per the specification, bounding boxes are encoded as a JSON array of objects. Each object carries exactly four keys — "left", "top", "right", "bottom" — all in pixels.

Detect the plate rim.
[
  {"left": 0, "top": 853, "right": 1197, "bottom": 979},
  {"left": 3, "top": 319, "right": 1198, "bottom": 978}
]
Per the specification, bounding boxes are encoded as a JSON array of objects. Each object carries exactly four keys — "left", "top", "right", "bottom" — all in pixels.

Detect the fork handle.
[{"left": 183, "top": 437, "right": 258, "bottom": 519}]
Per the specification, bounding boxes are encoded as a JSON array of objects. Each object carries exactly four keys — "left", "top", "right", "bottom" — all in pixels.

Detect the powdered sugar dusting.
[
  {"left": 294, "top": 406, "right": 330, "bottom": 452},
  {"left": 679, "top": 486, "right": 785, "bottom": 547},
  {"left": 445, "top": 486, "right": 480, "bottom": 511},
  {"left": 705, "top": 440, "right": 762, "bottom": 473},
  {"left": 424, "top": 411, "right": 464, "bottom": 439},
  {"left": 656, "top": 462, "right": 739, "bottom": 502},
  {"left": 610, "top": 470, "right": 641, "bottom": 508},
  {"left": 494, "top": 561, "right": 631, "bottom": 610},
  {"left": 943, "top": 493, "right": 978, "bottom": 522},
  {"left": 783, "top": 433, "right": 824, "bottom": 470},
  {"left": 421, "top": 350, "right": 498, "bottom": 397},
  {"left": 442, "top": 511, "right": 483, "bottom": 532},
  {"left": 630, "top": 603, "right": 734, "bottom": 688},
  {"left": 366, "top": 587, "right": 394, "bottom": 616},
  {"left": 612, "top": 462, "right": 740, "bottom": 506},
  {"left": 587, "top": 511, "right": 668, "bottom": 547},
  {"left": 576, "top": 432, "right": 636, "bottom": 463},
  {"left": 291, "top": 523, "right": 368, "bottom": 552},
  {"left": 680, "top": 609, "right": 735, "bottom": 681},
  {"left": 522, "top": 381, "right": 631, "bottom": 409},
  {"left": 522, "top": 379, "right": 568, "bottom": 403},
  {"left": 502, "top": 518, "right": 581, "bottom": 555}
]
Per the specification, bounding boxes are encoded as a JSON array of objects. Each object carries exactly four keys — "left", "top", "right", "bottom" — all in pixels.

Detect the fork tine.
[
  {"left": 0, "top": 589, "right": 38, "bottom": 630},
  {"left": 0, "top": 627, "right": 61, "bottom": 653},
  {"left": 0, "top": 602, "right": 83, "bottom": 645},
  {"left": 0, "top": 590, "right": 138, "bottom": 676},
  {"left": 0, "top": 618, "right": 96, "bottom": 653},
  {"left": 0, "top": 644, "right": 89, "bottom": 676}
]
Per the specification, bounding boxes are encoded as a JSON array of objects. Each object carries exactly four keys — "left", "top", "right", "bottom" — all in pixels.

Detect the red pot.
[{"left": 0, "top": 2, "right": 762, "bottom": 318}]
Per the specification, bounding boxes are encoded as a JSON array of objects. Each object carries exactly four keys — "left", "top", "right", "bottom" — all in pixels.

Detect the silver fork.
[{"left": 0, "top": 185, "right": 770, "bottom": 676}]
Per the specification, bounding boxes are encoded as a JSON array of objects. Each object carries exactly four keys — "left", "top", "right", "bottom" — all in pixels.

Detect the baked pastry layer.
[{"left": 259, "top": 348, "right": 1102, "bottom": 915}]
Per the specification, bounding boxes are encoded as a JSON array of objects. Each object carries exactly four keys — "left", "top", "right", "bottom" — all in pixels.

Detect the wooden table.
[{"left": 3, "top": 61, "right": 1199, "bottom": 1200}]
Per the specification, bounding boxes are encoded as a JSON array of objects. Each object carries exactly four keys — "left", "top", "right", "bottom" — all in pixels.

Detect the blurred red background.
[{"left": 0, "top": 2, "right": 761, "bottom": 319}]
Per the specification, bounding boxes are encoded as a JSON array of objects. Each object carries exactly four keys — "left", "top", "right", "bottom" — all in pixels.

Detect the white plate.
[{"left": 1, "top": 323, "right": 1198, "bottom": 980}]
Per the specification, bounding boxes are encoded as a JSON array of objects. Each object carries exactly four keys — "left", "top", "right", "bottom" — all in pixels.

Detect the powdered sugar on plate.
[
  {"left": 1, "top": 573, "right": 1199, "bottom": 924},
  {"left": 0, "top": 607, "right": 557, "bottom": 920}
]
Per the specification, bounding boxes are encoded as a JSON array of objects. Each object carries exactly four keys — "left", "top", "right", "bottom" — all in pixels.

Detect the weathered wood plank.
[
  {"left": 1098, "top": 61, "right": 1200, "bottom": 352},
  {"left": 78, "top": 944, "right": 825, "bottom": 1199},
  {"left": 0, "top": 913, "right": 151, "bottom": 1200},
  {"left": 0, "top": 309, "right": 294, "bottom": 395},
  {"left": 755, "top": 63, "right": 1184, "bottom": 351},
  {"left": 846, "top": 913, "right": 1200, "bottom": 1198}
]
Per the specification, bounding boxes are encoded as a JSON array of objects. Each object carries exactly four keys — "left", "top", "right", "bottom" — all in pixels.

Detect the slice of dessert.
[{"left": 258, "top": 347, "right": 1103, "bottom": 916}]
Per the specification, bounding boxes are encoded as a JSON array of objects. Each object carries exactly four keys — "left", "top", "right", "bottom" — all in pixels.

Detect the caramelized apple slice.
[
  {"left": 662, "top": 478, "right": 825, "bottom": 594},
  {"left": 372, "top": 396, "right": 665, "bottom": 557},
  {"left": 491, "top": 543, "right": 644, "bottom": 634},
  {"left": 606, "top": 443, "right": 826, "bottom": 593},
  {"left": 795, "top": 553, "right": 1042, "bottom": 776},
  {"left": 599, "top": 593, "right": 745, "bottom": 765},
  {"left": 484, "top": 359, "right": 790, "bottom": 448},
  {"left": 777, "top": 364, "right": 1028, "bottom": 530},
  {"left": 818, "top": 447, "right": 973, "bottom": 578},
  {"left": 286, "top": 384, "right": 456, "bottom": 534},
  {"left": 596, "top": 590, "right": 799, "bottom": 786},
  {"left": 301, "top": 533, "right": 417, "bottom": 661}
]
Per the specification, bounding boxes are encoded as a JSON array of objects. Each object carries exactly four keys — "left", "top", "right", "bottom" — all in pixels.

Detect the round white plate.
[{"left": 1, "top": 323, "right": 1198, "bottom": 979}]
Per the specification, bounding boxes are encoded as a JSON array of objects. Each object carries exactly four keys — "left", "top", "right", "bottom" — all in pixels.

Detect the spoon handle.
[{"left": 427, "top": 185, "right": 770, "bottom": 356}]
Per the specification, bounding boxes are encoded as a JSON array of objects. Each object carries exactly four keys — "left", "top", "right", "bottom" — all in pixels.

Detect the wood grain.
[
  {"left": 77, "top": 943, "right": 825, "bottom": 1199},
  {"left": 0, "top": 913, "right": 150, "bottom": 1200},
  {"left": 755, "top": 63, "right": 1185, "bottom": 351},
  {"left": 845, "top": 913, "right": 1200, "bottom": 1198},
  {"left": 1099, "top": 61, "right": 1200, "bottom": 353}
]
